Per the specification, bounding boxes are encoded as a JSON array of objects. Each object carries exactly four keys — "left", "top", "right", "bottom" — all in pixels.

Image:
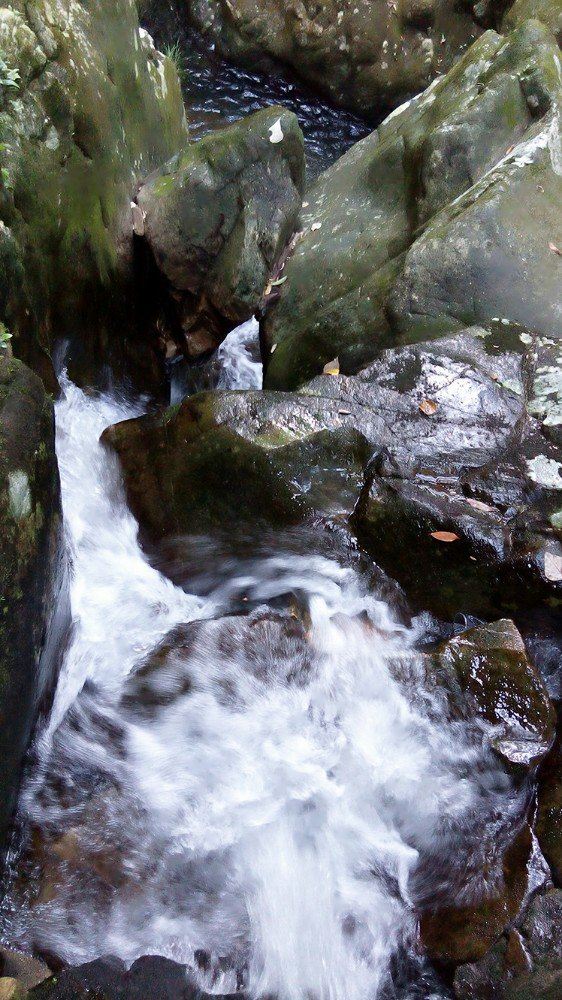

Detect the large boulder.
[
  {"left": 0, "top": 354, "right": 68, "bottom": 850},
  {"left": 260, "top": 21, "right": 562, "bottom": 392},
  {"left": 28, "top": 955, "right": 229, "bottom": 998},
  {"left": 136, "top": 107, "right": 305, "bottom": 359},
  {"left": 104, "top": 325, "right": 561, "bottom": 617},
  {"left": 182, "top": 0, "right": 487, "bottom": 117},
  {"left": 352, "top": 328, "right": 562, "bottom": 619},
  {"left": 0, "top": 0, "right": 187, "bottom": 385}
]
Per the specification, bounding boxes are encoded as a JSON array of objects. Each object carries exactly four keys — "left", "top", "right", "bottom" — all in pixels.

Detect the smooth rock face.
[
  {"left": 184, "top": 0, "right": 485, "bottom": 116},
  {"left": 0, "top": 0, "right": 187, "bottom": 383},
  {"left": 0, "top": 355, "right": 68, "bottom": 849},
  {"left": 261, "top": 21, "right": 562, "bottom": 392},
  {"left": 136, "top": 107, "right": 305, "bottom": 358}
]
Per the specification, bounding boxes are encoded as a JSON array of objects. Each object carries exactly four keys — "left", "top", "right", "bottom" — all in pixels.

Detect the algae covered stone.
[
  {"left": 0, "top": 354, "right": 68, "bottom": 849},
  {"left": 261, "top": 21, "right": 562, "bottom": 391},
  {"left": 136, "top": 107, "right": 305, "bottom": 359},
  {"left": 0, "top": 0, "right": 187, "bottom": 381}
]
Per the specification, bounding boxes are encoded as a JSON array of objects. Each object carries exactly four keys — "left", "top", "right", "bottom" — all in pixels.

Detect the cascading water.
[{"left": 2, "top": 323, "right": 516, "bottom": 999}]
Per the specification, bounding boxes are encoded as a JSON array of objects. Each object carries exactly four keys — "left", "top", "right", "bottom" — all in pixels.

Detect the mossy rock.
[
  {"left": 261, "top": 21, "right": 562, "bottom": 392},
  {"left": 0, "top": 0, "right": 187, "bottom": 383},
  {"left": 0, "top": 354, "right": 69, "bottom": 850},
  {"left": 136, "top": 107, "right": 305, "bottom": 359}
]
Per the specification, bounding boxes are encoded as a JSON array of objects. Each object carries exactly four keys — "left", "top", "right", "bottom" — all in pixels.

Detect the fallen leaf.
[
  {"left": 323, "top": 356, "right": 340, "bottom": 375},
  {"left": 549, "top": 242, "right": 562, "bottom": 256},
  {"left": 469, "top": 556, "right": 477, "bottom": 562},
  {"left": 270, "top": 343, "right": 278, "bottom": 354},
  {"left": 311, "top": 222, "right": 322, "bottom": 232},
  {"left": 466, "top": 498, "right": 495, "bottom": 514},
  {"left": 338, "top": 408, "right": 351, "bottom": 415},
  {"left": 419, "top": 398, "right": 438, "bottom": 416},
  {"left": 430, "top": 531, "right": 460, "bottom": 543},
  {"left": 545, "top": 551, "right": 562, "bottom": 582},
  {"left": 271, "top": 276, "right": 287, "bottom": 287},
  {"left": 264, "top": 282, "right": 272, "bottom": 296}
]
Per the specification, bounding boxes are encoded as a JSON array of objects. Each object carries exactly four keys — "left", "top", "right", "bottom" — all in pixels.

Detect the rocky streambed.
[{"left": 0, "top": 1, "right": 561, "bottom": 999}]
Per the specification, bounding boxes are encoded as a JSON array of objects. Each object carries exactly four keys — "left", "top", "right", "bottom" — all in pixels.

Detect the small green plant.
[
  {"left": 163, "top": 39, "right": 186, "bottom": 83},
  {"left": 0, "top": 321, "right": 12, "bottom": 348},
  {"left": 0, "top": 55, "right": 19, "bottom": 91}
]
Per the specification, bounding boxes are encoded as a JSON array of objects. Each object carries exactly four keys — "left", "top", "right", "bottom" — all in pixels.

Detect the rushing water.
[{"left": 1, "top": 322, "right": 518, "bottom": 1000}]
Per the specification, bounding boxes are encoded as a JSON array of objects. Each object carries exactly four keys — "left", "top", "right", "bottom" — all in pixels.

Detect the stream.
[{"left": 0, "top": 33, "right": 527, "bottom": 1000}]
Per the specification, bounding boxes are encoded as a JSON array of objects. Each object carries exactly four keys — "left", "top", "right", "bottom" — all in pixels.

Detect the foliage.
[
  {"left": 0, "top": 321, "right": 12, "bottom": 348},
  {"left": 0, "top": 55, "right": 19, "bottom": 91},
  {"left": 163, "top": 40, "right": 186, "bottom": 83}
]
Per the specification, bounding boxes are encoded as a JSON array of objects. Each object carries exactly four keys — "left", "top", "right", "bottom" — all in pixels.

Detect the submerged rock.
[
  {"left": 136, "top": 107, "right": 305, "bottom": 359},
  {"left": 0, "top": 355, "right": 68, "bottom": 850},
  {"left": 261, "top": 21, "right": 562, "bottom": 392},
  {"left": 0, "top": 0, "right": 187, "bottom": 384},
  {"left": 182, "top": 0, "right": 486, "bottom": 117}
]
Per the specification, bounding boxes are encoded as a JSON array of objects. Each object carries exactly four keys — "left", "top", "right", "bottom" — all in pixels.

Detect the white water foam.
[{"left": 5, "top": 348, "right": 512, "bottom": 1000}]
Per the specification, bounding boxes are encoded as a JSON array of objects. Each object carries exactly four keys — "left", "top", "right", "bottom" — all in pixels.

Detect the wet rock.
[
  {"left": 420, "top": 822, "right": 534, "bottom": 965},
  {"left": 106, "top": 326, "right": 560, "bottom": 617},
  {"left": 352, "top": 331, "right": 562, "bottom": 619},
  {"left": 0, "top": 355, "right": 69, "bottom": 850},
  {"left": 182, "top": 0, "right": 486, "bottom": 117},
  {"left": 429, "top": 620, "right": 555, "bottom": 771},
  {"left": 0, "top": 949, "right": 49, "bottom": 991},
  {"left": 28, "top": 954, "right": 226, "bottom": 998},
  {"left": 261, "top": 21, "right": 562, "bottom": 392},
  {"left": 136, "top": 107, "right": 305, "bottom": 359},
  {"left": 536, "top": 736, "right": 562, "bottom": 886},
  {"left": 504, "top": 0, "right": 562, "bottom": 44},
  {"left": 453, "top": 888, "right": 562, "bottom": 999},
  {"left": 0, "top": 0, "right": 187, "bottom": 384}
]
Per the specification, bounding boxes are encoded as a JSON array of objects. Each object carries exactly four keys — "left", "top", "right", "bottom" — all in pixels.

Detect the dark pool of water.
[{"left": 143, "top": 3, "right": 371, "bottom": 179}]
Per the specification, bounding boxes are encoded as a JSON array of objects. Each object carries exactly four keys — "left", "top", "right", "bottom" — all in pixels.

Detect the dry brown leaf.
[
  {"left": 466, "top": 498, "right": 495, "bottom": 514},
  {"left": 430, "top": 531, "right": 460, "bottom": 543},
  {"left": 545, "top": 551, "right": 562, "bottom": 582},
  {"left": 419, "top": 398, "right": 438, "bottom": 416},
  {"left": 549, "top": 242, "right": 562, "bottom": 256},
  {"left": 323, "top": 356, "right": 340, "bottom": 375}
]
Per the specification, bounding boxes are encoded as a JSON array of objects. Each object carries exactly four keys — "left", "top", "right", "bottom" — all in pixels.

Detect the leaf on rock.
[
  {"left": 338, "top": 408, "right": 351, "bottom": 415},
  {"left": 270, "top": 343, "right": 278, "bottom": 354},
  {"left": 544, "top": 551, "right": 562, "bottom": 582},
  {"left": 548, "top": 242, "right": 562, "bottom": 256},
  {"left": 419, "top": 398, "right": 438, "bottom": 416},
  {"left": 430, "top": 531, "right": 460, "bottom": 543},
  {"left": 271, "top": 276, "right": 287, "bottom": 287},
  {"left": 323, "top": 357, "right": 340, "bottom": 375},
  {"left": 311, "top": 222, "right": 322, "bottom": 231},
  {"left": 466, "top": 498, "right": 496, "bottom": 514}
]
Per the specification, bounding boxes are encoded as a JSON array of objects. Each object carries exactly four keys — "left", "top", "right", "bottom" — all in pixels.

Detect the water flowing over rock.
[
  {"left": 135, "top": 107, "right": 305, "bottom": 359},
  {"left": 260, "top": 20, "right": 562, "bottom": 391},
  {"left": 0, "top": 355, "right": 68, "bottom": 849},
  {"left": 0, "top": 0, "right": 187, "bottom": 385}
]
